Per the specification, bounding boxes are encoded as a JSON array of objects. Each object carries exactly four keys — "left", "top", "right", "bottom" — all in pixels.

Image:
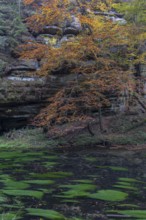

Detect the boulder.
[
  {"left": 110, "top": 16, "right": 127, "bottom": 24},
  {"left": 5, "top": 59, "right": 39, "bottom": 75},
  {"left": 36, "top": 34, "right": 58, "bottom": 46},
  {"left": 63, "top": 27, "right": 79, "bottom": 35},
  {"left": 70, "top": 15, "right": 82, "bottom": 31},
  {"left": 60, "top": 34, "right": 75, "bottom": 44},
  {"left": 41, "top": 26, "right": 62, "bottom": 35}
]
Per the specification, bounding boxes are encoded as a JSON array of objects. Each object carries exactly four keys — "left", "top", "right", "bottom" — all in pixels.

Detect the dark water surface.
[{"left": 0, "top": 148, "right": 146, "bottom": 220}]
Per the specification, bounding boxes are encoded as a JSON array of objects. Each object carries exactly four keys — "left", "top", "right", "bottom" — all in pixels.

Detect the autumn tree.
[{"left": 20, "top": 0, "right": 145, "bottom": 137}]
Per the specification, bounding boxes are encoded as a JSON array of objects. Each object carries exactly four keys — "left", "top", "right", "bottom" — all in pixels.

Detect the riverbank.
[
  {"left": 1, "top": 113, "right": 146, "bottom": 151},
  {"left": 44, "top": 111, "right": 146, "bottom": 151},
  {"left": 0, "top": 128, "right": 58, "bottom": 150}
]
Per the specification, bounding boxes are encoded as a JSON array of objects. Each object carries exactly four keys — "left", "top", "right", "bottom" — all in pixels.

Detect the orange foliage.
[
  {"left": 21, "top": 0, "right": 137, "bottom": 131},
  {"left": 23, "top": 0, "right": 71, "bottom": 32},
  {"left": 23, "top": 0, "right": 34, "bottom": 5}
]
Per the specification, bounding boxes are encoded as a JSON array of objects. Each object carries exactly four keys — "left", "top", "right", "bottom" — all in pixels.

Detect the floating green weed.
[
  {"left": 27, "top": 208, "right": 65, "bottom": 219},
  {"left": 0, "top": 213, "right": 21, "bottom": 220},
  {"left": 0, "top": 164, "right": 15, "bottom": 169},
  {"left": 22, "top": 152, "right": 43, "bottom": 157},
  {"left": 43, "top": 161, "right": 58, "bottom": 168},
  {"left": 118, "top": 177, "right": 142, "bottom": 183},
  {"left": 57, "top": 183, "right": 96, "bottom": 199},
  {"left": 117, "top": 204, "right": 140, "bottom": 208},
  {"left": 3, "top": 190, "right": 43, "bottom": 199},
  {"left": 24, "top": 180, "right": 54, "bottom": 185},
  {"left": 89, "top": 190, "right": 128, "bottom": 202},
  {"left": 113, "top": 184, "right": 138, "bottom": 191},
  {"left": 0, "top": 152, "right": 22, "bottom": 159},
  {"left": 43, "top": 155, "right": 58, "bottom": 160},
  {"left": 108, "top": 166, "right": 128, "bottom": 171},
  {"left": 115, "top": 181, "right": 132, "bottom": 186},
  {"left": 72, "top": 179, "right": 93, "bottom": 184},
  {"left": 113, "top": 210, "right": 146, "bottom": 219},
  {"left": 14, "top": 157, "right": 37, "bottom": 163},
  {"left": 31, "top": 171, "right": 73, "bottom": 179},
  {"left": 60, "top": 184, "right": 96, "bottom": 191},
  {"left": 84, "top": 157, "right": 97, "bottom": 162},
  {"left": 1, "top": 204, "right": 24, "bottom": 209},
  {"left": 96, "top": 166, "right": 128, "bottom": 171},
  {"left": 61, "top": 199, "right": 79, "bottom": 203},
  {"left": 1, "top": 179, "right": 30, "bottom": 190},
  {"left": 0, "top": 174, "right": 11, "bottom": 179}
]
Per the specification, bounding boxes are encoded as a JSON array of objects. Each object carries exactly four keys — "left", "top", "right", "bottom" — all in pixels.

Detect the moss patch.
[{"left": 0, "top": 128, "right": 58, "bottom": 149}]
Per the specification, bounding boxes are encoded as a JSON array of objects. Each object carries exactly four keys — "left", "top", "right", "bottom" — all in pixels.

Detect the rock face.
[
  {"left": 0, "top": 0, "right": 80, "bottom": 131},
  {"left": 0, "top": 77, "right": 48, "bottom": 131},
  {"left": 0, "top": 0, "right": 47, "bottom": 131},
  {"left": 0, "top": 73, "right": 80, "bottom": 131},
  {"left": 5, "top": 60, "right": 39, "bottom": 75},
  {"left": 0, "top": 0, "right": 81, "bottom": 131},
  {"left": 0, "top": 0, "right": 142, "bottom": 132}
]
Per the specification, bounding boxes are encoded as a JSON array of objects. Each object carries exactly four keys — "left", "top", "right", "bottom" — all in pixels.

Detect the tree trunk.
[{"left": 98, "top": 106, "right": 104, "bottom": 132}]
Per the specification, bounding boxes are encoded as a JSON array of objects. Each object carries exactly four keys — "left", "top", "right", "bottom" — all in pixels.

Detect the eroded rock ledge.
[{"left": 0, "top": 0, "right": 145, "bottom": 133}]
